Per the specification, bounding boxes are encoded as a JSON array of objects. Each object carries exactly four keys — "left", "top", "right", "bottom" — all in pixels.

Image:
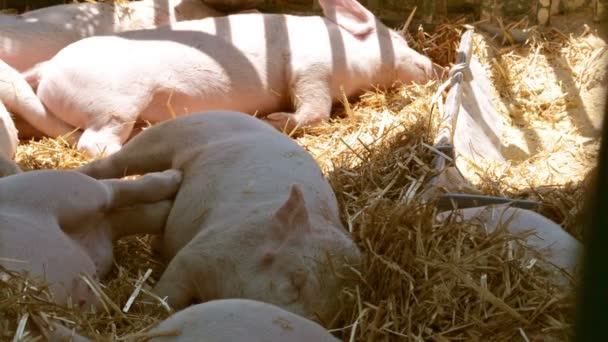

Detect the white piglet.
[
  {"left": 32, "top": 0, "right": 440, "bottom": 156},
  {"left": 44, "top": 299, "right": 339, "bottom": 341},
  {"left": 436, "top": 205, "right": 584, "bottom": 286},
  {"left": 1, "top": 0, "right": 223, "bottom": 72},
  {"left": 76, "top": 111, "right": 363, "bottom": 322},
  {"left": 146, "top": 299, "right": 341, "bottom": 341},
  {"left": 0, "top": 169, "right": 182, "bottom": 310}
]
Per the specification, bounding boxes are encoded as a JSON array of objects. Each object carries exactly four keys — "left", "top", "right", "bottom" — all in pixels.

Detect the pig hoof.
[{"left": 264, "top": 113, "right": 300, "bottom": 134}]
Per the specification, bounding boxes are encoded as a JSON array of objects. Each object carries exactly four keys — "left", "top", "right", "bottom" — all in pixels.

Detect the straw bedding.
[{"left": 2, "top": 5, "right": 606, "bottom": 342}]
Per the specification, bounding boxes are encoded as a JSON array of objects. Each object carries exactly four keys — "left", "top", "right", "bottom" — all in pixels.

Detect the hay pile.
[{"left": 2, "top": 8, "right": 605, "bottom": 342}]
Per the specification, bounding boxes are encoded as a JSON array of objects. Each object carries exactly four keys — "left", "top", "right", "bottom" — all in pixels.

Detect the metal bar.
[{"left": 436, "top": 193, "right": 541, "bottom": 211}]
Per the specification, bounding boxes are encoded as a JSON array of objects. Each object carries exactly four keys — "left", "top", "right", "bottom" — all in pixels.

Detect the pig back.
[
  {"left": 147, "top": 298, "right": 340, "bottom": 341},
  {"left": 156, "top": 111, "right": 343, "bottom": 254}
]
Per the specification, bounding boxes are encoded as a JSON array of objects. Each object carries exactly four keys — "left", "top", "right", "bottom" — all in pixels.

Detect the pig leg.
[
  {"left": 77, "top": 119, "right": 136, "bottom": 157},
  {"left": 264, "top": 74, "right": 332, "bottom": 133},
  {"left": 99, "top": 169, "right": 182, "bottom": 209},
  {"left": 152, "top": 248, "right": 199, "bottom": 310},
  {"left": 0, "top": 60, "right": 81, "bottom": 143},
  {"left": 105, "top": 200, "right": 174, "bottom": 240},
  {"left": 76, "top": 121, "right": 180, "bottom": 179},
  {"left": 0, "top": 101, "right": 19, "bottom": 160}
]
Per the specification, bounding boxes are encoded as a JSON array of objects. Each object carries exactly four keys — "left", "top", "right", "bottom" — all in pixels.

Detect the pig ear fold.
[
  {"left": 318, "top": 0, "right": 377, "bottom": 38},
  {"left": 271, "top": 184, "right": 312, "bottom": 242}
]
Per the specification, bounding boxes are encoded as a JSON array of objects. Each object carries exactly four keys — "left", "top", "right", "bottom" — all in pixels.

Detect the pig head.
[
  {"left": 76, "top": 111, "right": 362, "bottom": 322},
  {"left": 32, "top": 0, "right": 439, "bottom": 157},
  {"left": 0, "top": 0, "right": 224, "bottom": 72},
  {"left": 436, "top": 205, "right": 584, "bottom": 287},
  {"left": 0, "top": 169, "right": 182, "bottom": 310}
]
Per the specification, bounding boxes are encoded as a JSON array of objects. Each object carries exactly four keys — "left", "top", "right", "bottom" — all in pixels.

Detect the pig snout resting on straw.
[
  {"left": 31, "top": 0, "right": 440, "bottom": 157},
  {"left": 0, "top": 0, "right": 224, "bottom": 73},
  {"left": 0, "top": 59, "right": 79, "bottom": 142},
  {"left": 76, "top": 111, "right": 362, "bottom": 322},
  {"left": 436, "top": 205, "right": 583, "bottom": 287},
  {"left": 0, "top": 169, "right": 182, "bottom": 310},
  {"left": 43, "top": 299, "right": 340, "bottom": 341}
]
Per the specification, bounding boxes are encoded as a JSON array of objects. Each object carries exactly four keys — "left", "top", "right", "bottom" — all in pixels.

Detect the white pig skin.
[
  {"left": 0, "top": 169, "right": 182, "bottom": 310},
  {"left": 0, "top": 101, "right": 18, "bottom": 160},
  {"left": 76, "top": 111, "right": 363, "bottom": 322},
  {"left": 436, "top": 205, "right": 583, "bottom": 286},
  {"left": 0, "top": 154, "right": 21, "bottom": 177},
  {"left": 146, "top": 299, "right": 340, "bottom": 342},
  {"left": 43, "top": 299, "right": 339, "bottom": 342},
  {"left": 0, "top": 59, "right": 80, "bottom": 142},
  {"left": 33, "top": 0, "right": 440, "bottom": 156},
  {"left": 1, "top": 0, "right": 224, "bottom": 73}
]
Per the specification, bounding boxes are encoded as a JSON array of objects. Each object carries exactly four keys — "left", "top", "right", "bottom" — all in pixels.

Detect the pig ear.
[
  {"left": 318, "top": 0, "right": 377, "bottom": 38},
  {"left": 271, "top": 184, "right": 312, "bottom": 241}
]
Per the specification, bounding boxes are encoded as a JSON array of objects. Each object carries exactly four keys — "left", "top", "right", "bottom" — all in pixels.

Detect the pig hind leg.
[
  {"left": 152, "top": 248, "right": 199, "bottom": 310},
  {"left": 264, "top": 72, "right": 332, "bottom": 133},
  {"left": 76, "top": 120, "right": 179, "bottom": 180},
  {"left": 77, "top": 118, "right": 135, "bottom": 157}
]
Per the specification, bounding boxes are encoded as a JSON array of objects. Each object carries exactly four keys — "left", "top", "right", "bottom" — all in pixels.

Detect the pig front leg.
[
  {"left": 152, "top": 247, "right": 200, "bottom": 310},
  {"left": 264, "top": 73, "right": 332, "bottom": 133},
  {"left": 77, "top": 118, "right": 136, "bottom": 157},
  {"left": 106, "top": 200, "right": 174, "bottom": 240},
  {"left": 100, "top": 169, "right": 182, "bottom": 209}
]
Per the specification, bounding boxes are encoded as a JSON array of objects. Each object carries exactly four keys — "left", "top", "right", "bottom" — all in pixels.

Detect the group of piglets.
[{"left": 0, "top": 0, "right": 583, "bottom": 340}]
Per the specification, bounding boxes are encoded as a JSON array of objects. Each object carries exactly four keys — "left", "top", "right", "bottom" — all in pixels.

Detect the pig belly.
[
  {"left": 0, "top": 215, "right": 98, "bottom": 306},
  {"left": 140, "top": 88, "right": 285, "bottom": 122}
]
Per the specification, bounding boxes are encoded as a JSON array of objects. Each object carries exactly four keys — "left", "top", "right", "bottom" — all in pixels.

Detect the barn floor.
[{"left": 2, "top": 6, "right": 607, "bottom": 342}]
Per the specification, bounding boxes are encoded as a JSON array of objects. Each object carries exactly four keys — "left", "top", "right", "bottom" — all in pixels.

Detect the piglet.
[
  {"left": 32, "top": 0, "right": 440, "bottom": 156},
  {"left": 0, "top": 169, "right": 182, "bottom": 310},
  {"left": 146, "top": 299, "right": 340, "bottom": 341},
  {"left": 436, "top": 205, "right": 583, "bottom": 286},
  {"left": 76, "top": 111, "right": 362, "bottom": 322},
  {"left": 1, "top": 0, "right": 224, "bottom": 72},
  {"left": 43, "top": 299, "right": 339, "bottom": 341}
]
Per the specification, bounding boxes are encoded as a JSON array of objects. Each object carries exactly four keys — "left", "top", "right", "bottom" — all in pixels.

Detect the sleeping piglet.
[
  {"left": 44, "top": 299, "right": 339, "bottom": 341},
  {"left": 145, "top": 299, "right": 340, "bottom": 341},
  {"left": 1, "top": 0, "right": 224, "bottom": 73},
  {"left": 436, "top": 205, "right": 583, "bottom": 287},
  {"left": 76, "top": 111, "right": 363, "bottom": 322},
  {"left": 31, "top": 0, "right": 440, "bottom": 156},
  {"left": 0, "top": 168, "right": 182, "bottom": 310}
]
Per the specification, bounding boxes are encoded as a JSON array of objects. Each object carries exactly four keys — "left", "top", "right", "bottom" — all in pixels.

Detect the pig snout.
[{"left": 400, "top": 53, "right": 442, "bottom": 84}]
